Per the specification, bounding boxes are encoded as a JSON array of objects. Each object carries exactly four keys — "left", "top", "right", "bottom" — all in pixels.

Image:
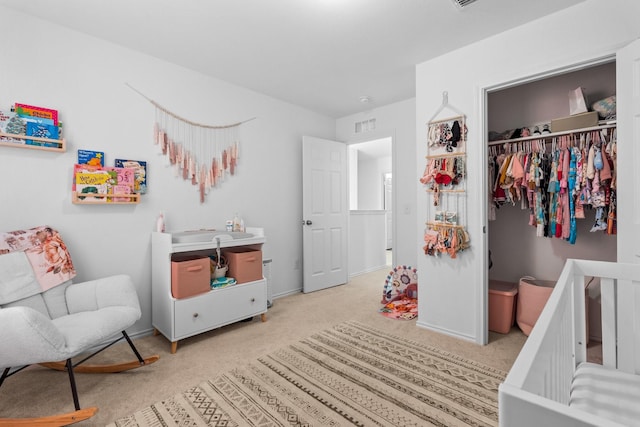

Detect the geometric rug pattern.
[{"left": 108, "top": 320, "right": 506, "bottom": 426}]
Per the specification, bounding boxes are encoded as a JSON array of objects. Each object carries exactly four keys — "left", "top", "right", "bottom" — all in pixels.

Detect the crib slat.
[
  {"left": 601, "top": 277, "right": 617, "bottom": 369},
  {"left": 617, "top": 279, "right": 638, "bottom": 374}
]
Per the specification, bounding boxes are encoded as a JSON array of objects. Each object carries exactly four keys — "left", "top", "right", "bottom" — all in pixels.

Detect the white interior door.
[{"left": 302, "top": 136, "right": 348, "bottom": 293}]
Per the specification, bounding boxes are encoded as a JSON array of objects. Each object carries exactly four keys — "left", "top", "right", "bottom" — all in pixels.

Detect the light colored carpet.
[
  {"left": 0, "top": 268, "right": 528, "bottom": 425},
  {"left": 108, "top": 320, "right": 507, "bottom": 427}
]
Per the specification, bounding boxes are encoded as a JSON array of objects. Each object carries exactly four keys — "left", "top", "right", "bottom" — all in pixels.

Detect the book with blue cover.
[
  {"left": 25, "top": 121, "right": 59, "bottom": 146},
  {"left": 78, "top": 149, "right": 105, "bottom": 166}
]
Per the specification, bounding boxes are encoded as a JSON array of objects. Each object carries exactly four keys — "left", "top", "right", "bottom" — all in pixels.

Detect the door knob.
[{"left": 304, "top": 220, "right": 312, "bottom": 225}]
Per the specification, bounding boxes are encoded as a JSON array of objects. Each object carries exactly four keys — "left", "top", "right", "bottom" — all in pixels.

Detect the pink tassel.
[
  {"left": 212, "top": 158, "right": 219, "bottom": 186},
  {"left": 199, "top": 168, "right": 206, "bottom": 203},
  {"left": 153, "top": 123, "right": 159, "bottom": 144},
  {"left": 168, "top": 140, "right": 176, "bottom": 165},
  {"left": 182, "top": 152, "right": 189, "bottom": 180},
  {"left": 160, "top": 132, "right": 167, "bottom": 155}
]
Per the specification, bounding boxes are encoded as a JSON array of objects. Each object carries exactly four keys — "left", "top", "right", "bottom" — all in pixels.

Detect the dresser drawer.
[{"left": 173, "top": 279, "right": 266, "bottom": 339}]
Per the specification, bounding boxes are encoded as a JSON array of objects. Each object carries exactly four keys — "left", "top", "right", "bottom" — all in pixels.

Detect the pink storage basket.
[{"left": 516, "top": 276, "right": 555, "bottom": 336}]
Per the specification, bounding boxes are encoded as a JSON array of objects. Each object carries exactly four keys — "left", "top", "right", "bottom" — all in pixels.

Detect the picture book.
[
  {"left": 72, "top": 163, "right": 103, "bottom": 191},
  {"left": 104, "top": 166, "right": 136, "bottom": 201},
  {"left": 78, "top": 149, "right": 105, "bottom": 166},
  {"left": 115, "top": 159, "right": 147, "bottom": 194},
  {"left": 14, "top": 103, "right": 58, "bottom": 126},
  {"left": 25, "top": 121, "right": 59, "bottom": 147},
  {"left": 0, "top": 110, "right": 24, "bottom": 142},
  {"left": 111, "top": 185, "right": 133, "bottom": 202},
  {"left": 75, "top": 170, "right": 110, "bottom": 202}
]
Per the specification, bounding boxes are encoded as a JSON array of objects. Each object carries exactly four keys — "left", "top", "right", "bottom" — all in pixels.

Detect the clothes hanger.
[{"left": 427, "top": 91, "right": 466, "bottom": 124}]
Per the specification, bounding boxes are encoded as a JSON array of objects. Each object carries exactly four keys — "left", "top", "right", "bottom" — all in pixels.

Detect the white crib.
[{"left": 499, "top": 259, "right": 640, "bottom": 427}]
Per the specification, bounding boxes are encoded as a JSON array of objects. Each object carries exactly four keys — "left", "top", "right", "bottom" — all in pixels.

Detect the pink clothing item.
[
  {"left": 561, "top": 148, "right": 570, "bottom": 190},
  {"left": 511, "top": 153, "right": 525, "bottom": 180},
  {"left": 586, "top": 145, "right": 595, "bottom": 179}
]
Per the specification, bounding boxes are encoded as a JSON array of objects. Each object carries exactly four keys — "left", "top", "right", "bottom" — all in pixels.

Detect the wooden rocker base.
[
  {"left": 39, "top": 355, "right": 160, "bottom": 373},
  {"left": 0, "top": 407, "right": 97, "bottom": 426}
]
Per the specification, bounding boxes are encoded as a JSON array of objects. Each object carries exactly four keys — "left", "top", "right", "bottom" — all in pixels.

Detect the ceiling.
[{"left": 0, "top": 0, "right": 585, "bottom": 118}]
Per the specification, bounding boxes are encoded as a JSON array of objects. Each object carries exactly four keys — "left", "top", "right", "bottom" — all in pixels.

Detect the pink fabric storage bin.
[
  {"left": 171, "top": 256, "right": 210, "bottom": 299},
  {"left": 488, "top": 280, "right": 518, "bottom": 334},
  {"left": 517, "top": 276, "right": 590, "bottom": 339},
  {"left": 516, "top": 277, "right": 555, "bottom": 336}
]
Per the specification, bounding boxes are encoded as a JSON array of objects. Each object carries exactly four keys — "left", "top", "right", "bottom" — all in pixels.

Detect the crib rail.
[{"left": 499, "top": 259, "right": 640, "bottom": 426}]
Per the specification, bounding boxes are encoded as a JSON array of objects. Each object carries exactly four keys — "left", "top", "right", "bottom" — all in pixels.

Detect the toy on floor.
[{"left": 379, "top": 265, "right": 418, "bottom": 320}]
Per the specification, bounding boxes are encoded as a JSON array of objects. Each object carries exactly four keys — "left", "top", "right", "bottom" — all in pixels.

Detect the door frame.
[
  {"left": 478, "top": 53, "right": 617, "bottom": 344},
  {"left": 346, "top": 130, "right": 397, "bottom": 269}
]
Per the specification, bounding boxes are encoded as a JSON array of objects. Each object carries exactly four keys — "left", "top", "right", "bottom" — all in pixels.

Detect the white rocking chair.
[{"left": 0, "top": 226, "right": 158, "bottom": 426}]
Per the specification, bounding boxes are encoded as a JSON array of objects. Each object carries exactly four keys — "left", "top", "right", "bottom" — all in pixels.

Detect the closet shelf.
[
  {"left": 0, "top": 132, "right": 66, "bottom": 152},
  {"left": 488, "top": 121, "right": 616, "bottom": 146}
]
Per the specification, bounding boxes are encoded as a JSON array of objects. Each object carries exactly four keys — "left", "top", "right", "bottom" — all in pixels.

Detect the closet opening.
[{"left": 484, "top": 59, "right": 617, "bottom": 350}]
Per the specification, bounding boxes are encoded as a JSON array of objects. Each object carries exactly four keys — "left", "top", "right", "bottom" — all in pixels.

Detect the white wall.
[
  {"left": 337, "top": 98, "right": 416, "bottom": 269},
  {"left": 415, "top": 0, "right": 640, "bottom": 344},
  {"left": 0, "top": 7, "right": 335, "bottom": 336},
  {"left": 349, "top": 211, "right": 387, "bottom": 276},
  {"left": 358, "top": 153, "right": 391, "bottom": 210}
]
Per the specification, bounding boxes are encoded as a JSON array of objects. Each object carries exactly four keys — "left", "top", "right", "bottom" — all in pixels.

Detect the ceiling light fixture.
[{"left": 359, "top": 95, "right": 372, "bottom": 104}]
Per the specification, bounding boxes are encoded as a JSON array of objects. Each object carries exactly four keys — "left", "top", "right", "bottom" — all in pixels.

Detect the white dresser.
[{"left": 151, "top": 228, "right": 267, "bottom": 353}]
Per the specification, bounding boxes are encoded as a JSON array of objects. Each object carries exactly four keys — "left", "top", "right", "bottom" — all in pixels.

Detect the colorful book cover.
[
  {"left": 0, "top": 110, "right": 25, "bottom": 142},
  {"left": 75, "top": 170, "right": 110, "bottom": 202},
  {"left": 104, "top": 166, "right": 136, "bottom": 201},
  {"left": 14, "top": 103, "right": 58, "bottom": 126},
  {"left": 111, "top": 185, "right": 133, "bottom": 202},
  {"left": 25, "top": 121, "right": 59, "bottom": 147},
  {"left": 115, "top": 159, "right": 147, "bottom": 194},
  {"left": 78, "top": 149, "right": 105, "bottom": 166},
  {"left": 72, "top": 163, "right": 103, "bottom": 191}
]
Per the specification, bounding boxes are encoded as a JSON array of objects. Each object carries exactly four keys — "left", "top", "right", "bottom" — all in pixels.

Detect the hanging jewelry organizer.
[
  {"left": 420, "top": 92, "right": 470, "bottom": 258},
  {"left": 127, "top": 84, "right": 256, "bottom": 203}
]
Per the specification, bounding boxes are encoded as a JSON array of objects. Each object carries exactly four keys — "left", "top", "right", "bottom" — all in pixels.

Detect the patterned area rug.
[{"left": 108, "top": 321, "right": 506, "bottom": 427}]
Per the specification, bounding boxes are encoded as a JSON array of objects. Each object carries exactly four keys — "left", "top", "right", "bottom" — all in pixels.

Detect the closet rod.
[{"left": 488, "top": 121, "right": 616, "bottom": 146}]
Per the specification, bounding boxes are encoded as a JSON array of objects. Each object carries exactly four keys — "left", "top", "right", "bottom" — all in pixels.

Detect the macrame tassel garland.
[{"left": 130, "top": 83, "right": 254, "bottom": 203}]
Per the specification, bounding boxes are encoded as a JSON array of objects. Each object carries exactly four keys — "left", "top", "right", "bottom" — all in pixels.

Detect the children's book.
[
  {"left": 25, "top": 121, "right": 59, "bottom": 146},
  {"left": 0, "top": 110, "right": 24, "bottom": 142},
  {"left": 104, "top": 166, "right": 136, "bottom": 201},
  {"left": 14, "top": 103, "right": 58, "bottom": 126},
  {"left": 115, "top": 159, "right": 147, "bottom": 194},
  {"left": 75, "top": 170, "right": 110, "bottom": 202},
  {"left": 72, "top": 163, "right": 103, "bottom": 191},
  {"left": 78, "top": 149, "right": 105, "bottom": 166}
]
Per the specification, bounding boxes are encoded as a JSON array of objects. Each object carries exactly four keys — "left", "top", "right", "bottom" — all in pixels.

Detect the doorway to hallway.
[{"left": 348, "top": 136, "right": 394, "bottom": 276}]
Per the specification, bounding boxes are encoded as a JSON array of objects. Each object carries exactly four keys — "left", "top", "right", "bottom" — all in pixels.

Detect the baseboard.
[
  {"left": 416, "top": 319, "right": 479, "bottom": 344},
  {"left": 349, "top": 264, "right": 389, "bottom": 278},
  {"left": 272, "top": 288, "right": 302, "bottom": 300}
]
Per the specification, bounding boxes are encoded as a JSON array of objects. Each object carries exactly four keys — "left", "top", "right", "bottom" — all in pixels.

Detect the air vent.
[
  {"left": 355, "top": 118, "right": 376, "bottom": 134},
  {"left": 451, "top": 0, "right": 478, "bottom": 8}
]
